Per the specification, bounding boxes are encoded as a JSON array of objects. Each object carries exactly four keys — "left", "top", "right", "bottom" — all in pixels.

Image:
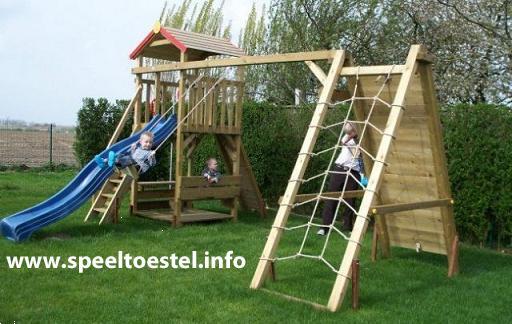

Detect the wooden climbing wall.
[{"left": 354, "top": 69, "right": 454, "bottom": 255}]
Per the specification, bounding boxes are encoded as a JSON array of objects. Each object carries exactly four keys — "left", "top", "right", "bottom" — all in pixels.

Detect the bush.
[
  {"left": 441, "top": 104, "right": 512, "bottom": 246},
  {"left": 73, "top": 98, "right": 132, "bottom": 167},
  {"left": 73, "top": 97, "right": 512, "bottom": 247}
]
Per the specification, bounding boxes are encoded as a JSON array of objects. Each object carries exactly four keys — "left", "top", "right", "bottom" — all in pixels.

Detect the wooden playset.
[
  {"left": 85, "top": 23, "right": 458, "bottom": 312},
  {"left": 85, "top": 23, "right": 266, "bottom": 226}
]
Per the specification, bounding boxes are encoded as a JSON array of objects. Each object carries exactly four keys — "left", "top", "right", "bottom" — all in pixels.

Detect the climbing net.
[{"left": 264, "top": 66, "right": 401, "bottom": 278}]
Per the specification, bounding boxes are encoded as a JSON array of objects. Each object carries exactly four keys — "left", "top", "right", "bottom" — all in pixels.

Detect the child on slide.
[
  {"left": 202, "top": 157, "right": 221, "bottom": 184},
  {"left": 94, "top": 131, "right": 157, "bottom": 175}
]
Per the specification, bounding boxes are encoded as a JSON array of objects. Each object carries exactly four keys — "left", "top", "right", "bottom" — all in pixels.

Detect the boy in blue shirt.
[{"left": 95, "top": 131, "right": 156, "bottom": 175}]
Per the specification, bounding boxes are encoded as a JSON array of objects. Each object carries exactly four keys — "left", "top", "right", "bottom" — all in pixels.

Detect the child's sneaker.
[
  {"left": 317, "top": 228, "right": 326, "bottom": 236},
  {"left": 94, "top": 155, "right": 106, "bottom": 168},
  {"left": 107, "top": 151, "right": 116, "bottom": 167}
]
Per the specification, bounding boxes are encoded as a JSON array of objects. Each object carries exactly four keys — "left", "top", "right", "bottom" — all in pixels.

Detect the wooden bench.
[
  {"left": 179, "top": 176, "right": 241, "bottom": 201},
  {"left": 176, "top": 175, "right": 241, "bottom": 224}
]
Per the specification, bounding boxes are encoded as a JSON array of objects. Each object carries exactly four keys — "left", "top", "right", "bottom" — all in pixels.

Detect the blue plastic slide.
[{"left": 0, "top": 114, "right": 177, "bottom": 242}]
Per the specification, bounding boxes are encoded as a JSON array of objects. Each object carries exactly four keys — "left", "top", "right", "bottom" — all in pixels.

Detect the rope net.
[{"left": 265, "top": 66, "right": 397, "bottom": 279}]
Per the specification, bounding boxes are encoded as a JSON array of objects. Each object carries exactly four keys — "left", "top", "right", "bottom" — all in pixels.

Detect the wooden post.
[
  {"left": 133, "top": 56, "right": 143, "bottom": 132},
  {"left": 174, "top": 53, "right": 188, "bottom": 227},
  {"left": 448, "top": 235, "right": 459, "bottom": 277},
  {"left": 346, "top": 55, "right": 391, "bottom": 258},
  {"left": 269, "top": 261, "right": 277, "bottom": 282},
  {"left": 131, "top": 57, "right": 143, "bottom": 213},
  {"left": 371, "top": 227, "right": 378, "bottom": 262},
  {"left": 112, "top": 198, "right": 120, "bottom": 224},
  {"left": 351, "top": 259, "right": 360, "bottom": 310},
  {"left": 230, "top": 67, "right": 245, "bottom": 223},
  {"left": 155, "top": 72, "right": 161, "bottom": 116},
  {"left": 145, "top": 82, "right": 151, "bottom": 122},
  {"left": 326, "top": 45, "right": 423, "bottom": 312},
  {"left": 250, "top": 50, "right": 346, "bottom": 289},
  {"left": 418, "top": 62, "right": 458, "bottom": 276}
]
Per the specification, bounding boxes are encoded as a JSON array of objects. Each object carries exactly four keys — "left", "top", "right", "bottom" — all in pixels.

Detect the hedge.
[
  {"left": 441, "top": 104, "right": 512, "bottom": 246},
  {"left": 74, "top": 99, "right": 512, "bottom": 246}
]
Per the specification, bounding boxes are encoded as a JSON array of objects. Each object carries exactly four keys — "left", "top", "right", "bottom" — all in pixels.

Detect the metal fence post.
[{"left": 49, "top": 123, "right": 53, "bottom": 169}]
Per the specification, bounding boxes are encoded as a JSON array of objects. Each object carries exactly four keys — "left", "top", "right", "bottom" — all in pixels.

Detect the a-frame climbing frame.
[
  {"left": 249, "top": 45, "right": 458, "bottom": 312},
  {"left": 131, "top": 41, "right": 458, "bottom": 311}
]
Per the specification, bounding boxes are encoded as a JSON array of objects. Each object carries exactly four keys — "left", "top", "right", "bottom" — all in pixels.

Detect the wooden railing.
[
  {"left": 107, "top": 85, "right": 143, "bottom": 147},
  {"left": 183, "top": 76, "right": 243, "bottom": 134},
  {"left": 179, "top": 175, "right": 241, "bottom": 201}
]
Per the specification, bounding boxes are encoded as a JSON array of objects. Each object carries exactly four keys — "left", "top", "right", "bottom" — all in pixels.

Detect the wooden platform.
[{"left": 135, "top": 208, "right": 233, "bottom": 223}]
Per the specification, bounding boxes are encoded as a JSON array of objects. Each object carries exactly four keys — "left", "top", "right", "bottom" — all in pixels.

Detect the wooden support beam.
[
  {"left": 173, "top": 53, "right": 187, "bottom": 228},
  {"left": 250, "top": 50, "right": 346, "bottom": 290},
  {"left": 144, "top": 82, "right": 151, "bottom": 122},
  {"left": 345, "top": 54, "right": 391, "bottom": 258},
  {"left": 135, "top": 59, "right": 404, "bottom": 78},
  {"left": 278, "top": 190, "right": 364, "bottom": 204},
  {"left": 269, "top": 261, "right": 276, "bottom": 282},
  {"left": 327, "top": 45, "right": 423, "bottom": 312},
  {"left": 133, "top": 56, "right": 143, "bottom": 132},
  {"left": 370, "top": 198, "right": 453, "bottom": 215},
  {"left": 141, "top": 78, "right": 179, "bottom": 87},
  {"left": 305, "top": 60, "right": 327, "bottom": 85},
  {"left": 340, "top": 65, "right": 405, "bottom": 77},
  {"left": 371, "top": 229, "right": 378, "bottom": 262},
  {"left": 154, "top": 72, "right": 161, "bottom": 115},
  {"left": 138, "top": 181, "right": 175, "bottom": 186},
  {"left": 447, "top": 235, "right": 459, "bottom": 277},
  {"left": 133, "top": 50, "right": 338, "bottom": 73},
  {"left": 418, "top": 60, "right": 458, "bottom": 276},
  {"left": 260, "top": 288, "right": 329, "bottom": 311},
  {"left": 351, "top": 259, "right": 360, "bottom": 310}
]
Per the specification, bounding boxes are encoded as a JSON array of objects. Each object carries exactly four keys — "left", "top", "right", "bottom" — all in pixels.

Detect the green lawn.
[{"left": 1, "top": 170, "right": 511, "bottom": 323}]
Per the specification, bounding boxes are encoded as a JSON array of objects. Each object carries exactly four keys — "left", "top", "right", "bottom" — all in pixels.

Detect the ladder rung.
[
  {"left": 102, "top": 193, "right": 114, "bottom": 198},
  {"left": 109, "top": 179, "right": 122, "bottom": 184},
  {"left": 94, "top": 208, "right": 107, "bottom": 213}
]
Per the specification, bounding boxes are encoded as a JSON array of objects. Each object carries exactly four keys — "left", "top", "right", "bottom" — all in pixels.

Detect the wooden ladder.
[{"left": 84, "top": 170, "right": 133, "bottom": 224}]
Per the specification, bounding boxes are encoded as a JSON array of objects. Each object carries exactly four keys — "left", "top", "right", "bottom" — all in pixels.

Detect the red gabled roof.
[
  {"left": 129, "top": 22, "right": 245, "bottom": 60},
  {"left": 129, "top": 22, "right": 187, "bottom": 59}
]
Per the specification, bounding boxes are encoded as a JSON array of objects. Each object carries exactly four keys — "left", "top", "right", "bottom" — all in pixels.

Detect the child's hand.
[{"left": 130, "top": 143, "right": 137, "bottom": 151}]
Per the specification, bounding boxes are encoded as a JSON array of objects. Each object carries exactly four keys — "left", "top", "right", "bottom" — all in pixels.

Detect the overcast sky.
[{"left": 0, "top": 0, "right": 268, "bottom": 126}]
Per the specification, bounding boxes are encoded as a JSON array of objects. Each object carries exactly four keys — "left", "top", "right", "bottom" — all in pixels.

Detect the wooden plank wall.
[
  {"left": 357, "top": 73, "right": 446, "bottom": 255},
  {"left": 183, "top": 75, "right": 242, "bottom": 134}
]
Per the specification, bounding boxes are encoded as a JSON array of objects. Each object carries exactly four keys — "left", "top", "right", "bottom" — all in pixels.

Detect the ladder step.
[
  {"left": 102, "top": 193, "right": 115, "bottom": 198},
  {"left": 109, "top": 179, "right": 122, "bottom": 184},
  {"left": 94, "top": 208, "right": 107, "bottom": 213}
]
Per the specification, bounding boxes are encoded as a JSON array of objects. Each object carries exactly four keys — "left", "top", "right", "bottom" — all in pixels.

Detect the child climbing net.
[{"left": 264, "top": 66, "right": 398, "bottom": 277}]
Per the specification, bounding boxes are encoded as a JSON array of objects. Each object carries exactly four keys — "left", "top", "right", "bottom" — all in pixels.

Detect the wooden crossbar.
[
  {"left": 141, "top": 79, "right": 178, "bottom": 87},
  {"left": 370, "top": 198, "right": 453, "bottom": 215},
  {"left": 133, "top": 50, "right": 406, "bottom": 77},
  {"left": 138, "top": 181, "right": 175, "bottom": 186},
  {"left": 133, "top": 50, "right": 337, "bottom": 74},
  {"left": 340, "top": 65, "right": 405, "bottom": 76},
  {"left": 260, "top": 288, "right": 329, "bottom": 311},
  {"left": 180, "top": 175, "right": 241, "bottom": 188},
  {"left": 278, "top": 190, "right": 365, "bottom": 204}
]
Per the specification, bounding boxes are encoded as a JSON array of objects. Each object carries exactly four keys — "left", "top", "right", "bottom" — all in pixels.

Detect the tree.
[
  {"left": 239, "top": 0, "right": 512, "bottom": 106},
  {"left": 73, "top": 98, "right": 131, "bottom": 167}
]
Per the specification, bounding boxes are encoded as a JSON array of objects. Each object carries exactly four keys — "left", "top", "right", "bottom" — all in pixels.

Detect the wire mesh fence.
[{"left": 0, "top": 121, "right": 77, "bottom": 168}]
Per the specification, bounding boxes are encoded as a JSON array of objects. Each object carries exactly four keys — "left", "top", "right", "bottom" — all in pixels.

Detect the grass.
[{"left": 1, "top": 170, "right": 512, "bottom": 322}]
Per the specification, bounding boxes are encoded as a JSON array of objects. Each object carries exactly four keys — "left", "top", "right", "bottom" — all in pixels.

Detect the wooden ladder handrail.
[{"left": 107, "top": 85, "right": 143, "bottom": 148}]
